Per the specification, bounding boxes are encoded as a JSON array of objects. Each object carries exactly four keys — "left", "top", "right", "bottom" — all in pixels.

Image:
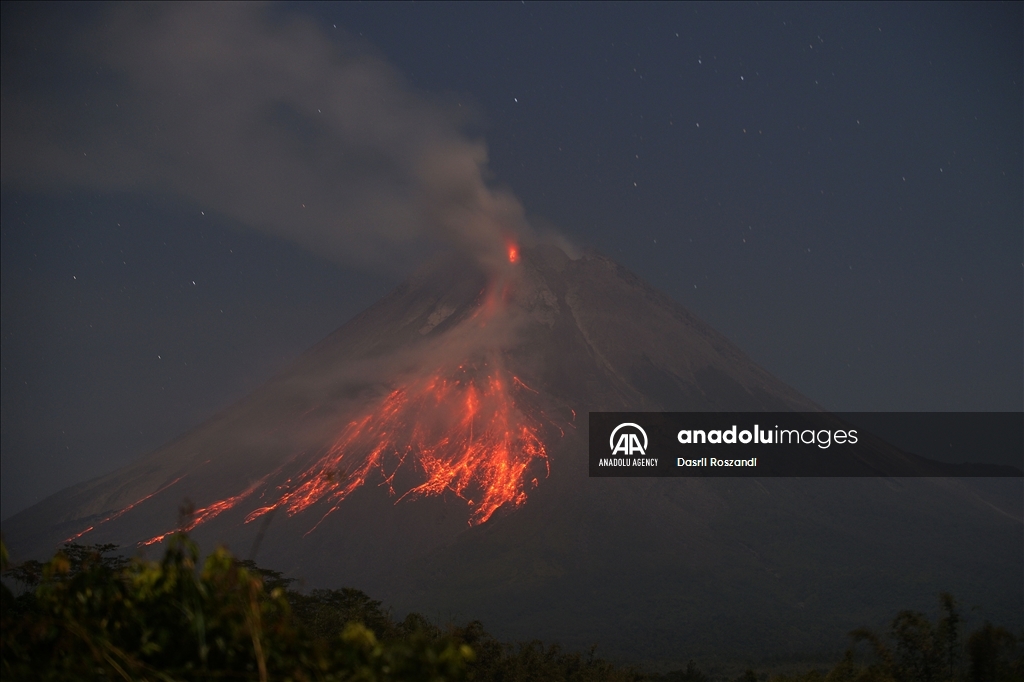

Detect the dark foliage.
[
  {"left": 2, "top": 538, "right": 1021, "bottom": 682},
  {"left": 1, "top": 536, "right": 471, "bottom": 681},
  {"left": 775, "top": 594, "right": 1023, "bottom": 682},
  {"left": 656, "top": 660, "right": 711, "bottom": 682}
]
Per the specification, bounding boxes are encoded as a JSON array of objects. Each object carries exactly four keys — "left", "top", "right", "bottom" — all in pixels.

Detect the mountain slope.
[{"left": 4, "top": 244, "right": 1020, "bottom": 661}]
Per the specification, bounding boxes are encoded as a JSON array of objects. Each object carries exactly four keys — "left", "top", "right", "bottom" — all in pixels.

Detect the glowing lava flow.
[
  {"left": 245, "top": 360, "right": 549, "bottom": 530},
  {"left": 133, "top": 252, "right": 555, "bottom": 544},
  {"left": 133, "top": 358, "right": 551, "bottom": 547},
  {"left": 64, "top": 475, "right": 185, "bottom": 543},
  {"left": 140, "top": 474, "right": 273, "bottom": 547}
]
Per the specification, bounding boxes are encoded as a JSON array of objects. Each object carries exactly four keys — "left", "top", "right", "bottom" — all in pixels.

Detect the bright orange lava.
[
  {"left": 140, "top": 474, "right": 272, "bottom": 547},
  {"left": 128, "top": 275, "right": 555, "bottom": 547},
  {"left": 507, "top": 243, "right": 519, "bottom": 263},
  {"left": 65, "top": 475, "right": 185, "bottom": 543},
  {"left": 245, "top": 359, "right": 549, "bottom": 530}
]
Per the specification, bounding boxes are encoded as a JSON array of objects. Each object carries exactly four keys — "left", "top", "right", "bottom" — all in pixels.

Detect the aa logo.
[{"left": 610, "top": 423, "right": 648, "bottom": 456}]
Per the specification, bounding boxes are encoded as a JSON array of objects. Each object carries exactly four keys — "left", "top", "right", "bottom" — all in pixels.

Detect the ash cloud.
[{"left": 1, "top": 3, "right": 525, "bottom": 271}]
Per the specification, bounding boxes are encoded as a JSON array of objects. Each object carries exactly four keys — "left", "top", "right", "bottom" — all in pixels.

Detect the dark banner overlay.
[{"left": 588, "top": 412, "right": 1023, "bottom": 477}]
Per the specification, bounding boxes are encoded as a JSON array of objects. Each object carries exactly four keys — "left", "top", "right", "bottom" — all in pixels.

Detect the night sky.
[{"left": 2, "top": 2, "right": 1021, "bottom": 520}]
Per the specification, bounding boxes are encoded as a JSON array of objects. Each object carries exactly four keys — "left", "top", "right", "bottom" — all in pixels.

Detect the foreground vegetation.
[{"left": 1, "top": 536, "right": 1020, "bottom": 681}]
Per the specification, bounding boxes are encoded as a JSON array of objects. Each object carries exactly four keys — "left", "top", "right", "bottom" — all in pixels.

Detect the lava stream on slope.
[
  {"left": 245, "top": 359, "right": 550, "bottom": 531},
  {"left": 79, "top": 250, "right": 561, "bottom": 546},
  {"left": 130, "top": 356, "right": 554, "bottom": 547}
]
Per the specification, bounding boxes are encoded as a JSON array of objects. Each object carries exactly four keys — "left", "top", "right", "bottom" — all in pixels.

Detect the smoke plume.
[{"left": 1, "top": 3, "right": 525, "bottom": 271}]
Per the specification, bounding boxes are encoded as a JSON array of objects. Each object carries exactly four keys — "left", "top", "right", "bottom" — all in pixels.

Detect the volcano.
[{"left": 4, "top": 244, "right": 1021, "bottom": 662}]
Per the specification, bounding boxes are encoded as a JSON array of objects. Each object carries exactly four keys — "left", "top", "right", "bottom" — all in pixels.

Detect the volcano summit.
[{"left": 4, "top": 245, "right": 1021, "bottom": 662}]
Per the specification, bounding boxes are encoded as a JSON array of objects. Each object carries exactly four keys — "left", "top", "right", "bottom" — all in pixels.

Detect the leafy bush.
[
  {"left": 773, "top": 594, "right": 1023, "bottom": 682},
  {"left": 2, "top": 539, "right": 1020, "bottom": 682},
  {"left": 1, "top": 536, "right": 472, "bottom": 681}
]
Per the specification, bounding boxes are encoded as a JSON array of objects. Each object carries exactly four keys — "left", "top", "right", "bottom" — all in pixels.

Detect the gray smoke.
[{"left": 1, "top": 3, "right": 526, "bottom": 271}]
